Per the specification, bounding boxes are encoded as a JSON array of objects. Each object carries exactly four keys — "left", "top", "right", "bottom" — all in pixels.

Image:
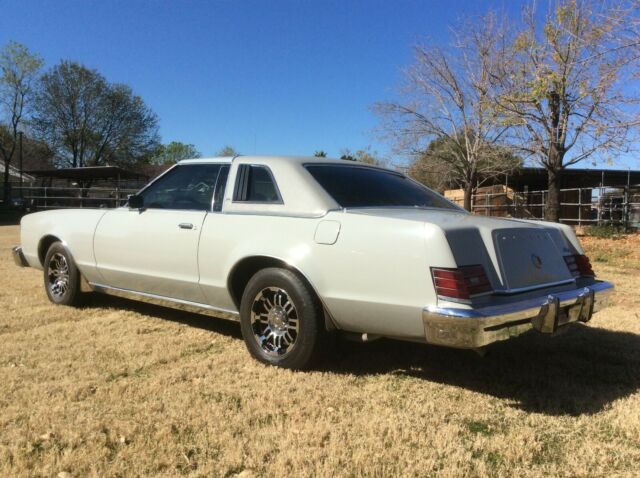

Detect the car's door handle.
[{"left": 178, "top": 223, "right": 194, "bottom": 230}]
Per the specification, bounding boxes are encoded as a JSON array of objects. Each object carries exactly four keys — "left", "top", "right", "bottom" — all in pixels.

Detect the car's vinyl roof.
[
  {"left": 178, "top": 156, "right": 234, "bottom": 164},
  {"left": 178, "top": 155, "right": 392, "bottom": 171}
]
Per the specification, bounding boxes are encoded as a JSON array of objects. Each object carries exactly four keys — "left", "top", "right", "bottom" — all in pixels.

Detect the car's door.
[{"left": 93, "top": 163, "right": 226, "bottom": 303}]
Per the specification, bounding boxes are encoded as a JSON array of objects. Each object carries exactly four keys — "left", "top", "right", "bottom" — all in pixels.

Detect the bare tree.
[
  {"left": 376, "top": 14, "right": 514, "bottom": 211},
  {"left": 0, "top": 41, "right": 43, "bottom": 202},
  {"left": 492, "top": 0, "right": 640, "bottom": 221},
  {"left": 33, "top": 61, "right": 159, "bottom": 168}
]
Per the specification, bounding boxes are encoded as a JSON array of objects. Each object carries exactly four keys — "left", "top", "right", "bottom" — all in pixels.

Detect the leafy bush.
[{"left": 584, "top": 225, "right": 625, "bottom": 239}]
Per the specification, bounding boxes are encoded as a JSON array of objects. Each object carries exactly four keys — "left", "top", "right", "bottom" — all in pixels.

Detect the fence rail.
[
  {"left": 6, "top": 184, "right": 640, "bottom": 229},
  {"left": 10, "top": 186, "right": 139, "bottom": 210}
]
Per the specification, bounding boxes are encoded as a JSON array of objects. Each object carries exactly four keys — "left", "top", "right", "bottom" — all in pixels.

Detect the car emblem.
[{"left": 531, "top": 254, "right": 543, "bottom": 269}]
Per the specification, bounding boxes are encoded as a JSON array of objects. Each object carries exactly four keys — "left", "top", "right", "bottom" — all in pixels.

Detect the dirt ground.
[{"left": 1, "top": 225, "right": 639, "bottom": 477}]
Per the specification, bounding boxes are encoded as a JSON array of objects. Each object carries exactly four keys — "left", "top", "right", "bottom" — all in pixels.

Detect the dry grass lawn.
[{"left": 1, "top": 224, "right": 639, "bottom": 477}]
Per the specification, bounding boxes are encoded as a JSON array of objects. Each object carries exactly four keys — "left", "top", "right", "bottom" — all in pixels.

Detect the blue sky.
[
  {"left": 0, "top": 0, "right": 527, "bottom": 160},
  {"left": 1, "top": 0, "right": 635, "bottom": 168}
]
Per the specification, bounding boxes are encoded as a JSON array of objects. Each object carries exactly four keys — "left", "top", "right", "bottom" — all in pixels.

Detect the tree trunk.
[
  {"left": 463, "top": 182, "right": 474, "bottom": 211},
  {"left": 463, "top": 168, "right": 477, "bottom": 212},
  {"left": 2, "top": 159, "right": 10, "bottom": 204},
  {"left": 545, "top": 166, "right": 561, "bottom": 222},
  {"left": 544, "top": 91, "right": 564, "bottom": 222}
]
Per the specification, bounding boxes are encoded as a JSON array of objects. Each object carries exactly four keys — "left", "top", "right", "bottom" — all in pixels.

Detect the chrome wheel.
[
  {"left": 47, "top": 252, "right": 70, "bottom": 299},
  {"left": 250, "top": 287, "right": 299, "bottom": 356}
]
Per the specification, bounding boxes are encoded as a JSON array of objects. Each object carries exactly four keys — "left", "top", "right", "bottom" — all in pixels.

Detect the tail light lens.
[
  {"left": 564, "top": 254, "right": 595, "bottom": 278},
  {"left": 431, "top": 265, "right": 492, "bottom": 300}
]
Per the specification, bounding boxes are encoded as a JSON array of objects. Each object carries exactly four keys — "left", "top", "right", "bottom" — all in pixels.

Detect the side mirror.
[{"left": 128, "top": 194, "right": 144, "bottom": 209}]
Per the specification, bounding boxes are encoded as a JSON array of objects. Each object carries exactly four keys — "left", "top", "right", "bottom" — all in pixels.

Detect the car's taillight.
[
  {"left": 431, "top": 265, "right": 492, "bottom": 300},
  {"left": 564, "top": 254, "right": 595, "bottom": 278}
]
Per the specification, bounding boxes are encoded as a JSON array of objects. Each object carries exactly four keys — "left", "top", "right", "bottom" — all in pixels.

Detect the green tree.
[
  {"left": 408, "top": 136, "right": 521, "bottom": 193},
  {"left": 151, "top": 141, "right": 201, "bottom": 165},
  {"left": 33, "top": 61, "right": 159, "bottom": 168},
  {"left": 217, "top": 146, "right": 239, "bottom": 156},
  {"left": 493, "top": 0, "right": 640, "bottom": 221},
  {"left": 0, "top": 126, "right": 54, "bottom": 171},
  {"left": 340, "top": 147, "right": 383, "bottom": 165},
  {"left": 0, "top": 41, "right": 43, "bottom": 202},
  {"left": 313, "top": 150, "right": 327, "bottom": 157}
]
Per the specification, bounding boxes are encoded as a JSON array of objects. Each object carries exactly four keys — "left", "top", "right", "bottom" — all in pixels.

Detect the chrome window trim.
[
  {"left": 231, "top": 164, "right": 284, "bottom": 205},
  {"left": 219, "top": 210, "right": 332, "bottom": 219},
  {"left": 209, "top": 164, "right": 232, "bottom": 213}
]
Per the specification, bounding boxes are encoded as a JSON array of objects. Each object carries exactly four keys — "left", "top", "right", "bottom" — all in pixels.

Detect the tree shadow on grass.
[
  {"left": 329, "top": 324, "right": 640, "bottom": 416},
  {"left": 82, "top": 293, "right": 639, "bottom": 416}
]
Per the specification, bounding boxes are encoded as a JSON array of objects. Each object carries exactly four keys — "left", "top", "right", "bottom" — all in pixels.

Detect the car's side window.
[
  {"left": 233, "top": 165, "right": 282, "bottom": 203},
  {"left": 140, "top": 164, "right": 222, "bottom": 211}
]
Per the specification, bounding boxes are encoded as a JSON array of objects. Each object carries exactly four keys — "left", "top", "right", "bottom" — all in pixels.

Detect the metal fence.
[
  {"left": 10, "top": 186, "right": 139, "bottom": 210},
  {"left": 470, "top": 185, "right": 640, "bottom": 228},
  {"left": 5, "top": 183, "right": 640, "bottom": 229}
]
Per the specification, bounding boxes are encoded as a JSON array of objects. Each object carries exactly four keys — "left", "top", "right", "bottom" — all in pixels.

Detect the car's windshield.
[{"left": 305, "top": 164, "right": 460, "bottom": 210}]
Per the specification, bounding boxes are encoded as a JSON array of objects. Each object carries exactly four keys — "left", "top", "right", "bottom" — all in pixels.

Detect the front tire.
[
  {"left": 239, "top": 268, "right": 327, "bottom": 370},
  {"left": 43, "top": 242, "right": 82, "bottom": 306}
]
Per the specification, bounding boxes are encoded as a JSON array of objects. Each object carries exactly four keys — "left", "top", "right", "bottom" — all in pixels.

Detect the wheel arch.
[
  {"left": 38, "top": 234, "right": 64, "bottom": 266},
  {"left": 226, "top": 255, "right": 338, "bottom": 331}
]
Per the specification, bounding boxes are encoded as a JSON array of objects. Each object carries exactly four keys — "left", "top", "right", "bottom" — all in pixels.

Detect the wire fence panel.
[{"left": 468, "top": 185, "right": 640, "bottom": 229}]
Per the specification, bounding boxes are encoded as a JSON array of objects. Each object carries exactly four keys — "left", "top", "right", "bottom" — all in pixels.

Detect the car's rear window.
[{"left": 305, "top": 164, "right": 458, "bottom": 210}]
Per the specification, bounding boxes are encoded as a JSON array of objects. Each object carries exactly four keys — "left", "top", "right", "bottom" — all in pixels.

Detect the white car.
[{"left": 12, "top": 156, "right": 614, "bottom": 369}]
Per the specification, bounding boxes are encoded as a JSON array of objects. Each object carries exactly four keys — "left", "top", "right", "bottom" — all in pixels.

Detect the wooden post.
[
  {"left": 625, "top": 169, "right": 631, "bottom": 231},
  {"left": 485, "top": 191, "right": 489, "bottom": 216},
  {"left": 597, "top": 172, "right": 603, "bottom": 226},
  {"left": 578, "top": 188, "right": 582, "bottom": 226},
  {"left": 116, "top": 172, "right": 121, "bottom": 208}
]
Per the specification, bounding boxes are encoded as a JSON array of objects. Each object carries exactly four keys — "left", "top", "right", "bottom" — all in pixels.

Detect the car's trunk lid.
[
  {"left": 492, "top": 227, "right": 573, "bottom": 291},
  {"left": 345, "top": 207, "right": 576, "bottom": 293}
]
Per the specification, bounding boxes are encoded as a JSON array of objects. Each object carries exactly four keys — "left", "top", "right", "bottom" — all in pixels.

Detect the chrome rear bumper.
[
  {"left": 11, "top": 246, "right": 29, "bottom": 267},
  {"left": 422, "top": 281, "right": 614, "bottom": 349}
]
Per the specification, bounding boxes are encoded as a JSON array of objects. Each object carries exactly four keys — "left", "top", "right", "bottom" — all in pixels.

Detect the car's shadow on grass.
[
  {"left": 83, "top": 294, "right": 639, "bottom": 416},
  {"left": 83, "top": 293, "right": 244, "bottom": 340},
  {"left": 330, "top": 324, "right": 640, "bottom": 416}
]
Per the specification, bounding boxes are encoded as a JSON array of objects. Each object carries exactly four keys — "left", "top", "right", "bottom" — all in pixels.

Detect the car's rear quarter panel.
[
  {"left": 310, "top": 212, "right": 454, "bottom": 339},
  {"left": 199, "top": 211, "right": 454, "bottom": 340}
]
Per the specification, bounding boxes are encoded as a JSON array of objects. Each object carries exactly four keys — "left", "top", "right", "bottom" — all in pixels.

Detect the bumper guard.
[{"left": 11, "top": 246, "right": 29, "bottom": 267}]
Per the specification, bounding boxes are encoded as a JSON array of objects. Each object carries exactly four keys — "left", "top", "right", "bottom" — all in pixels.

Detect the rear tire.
[
  {"left": 43, "top": 242, "right": 82, "bottom": 306},
  {"left": 239, "top": 268, "right": 327, "bottom": 370}
]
